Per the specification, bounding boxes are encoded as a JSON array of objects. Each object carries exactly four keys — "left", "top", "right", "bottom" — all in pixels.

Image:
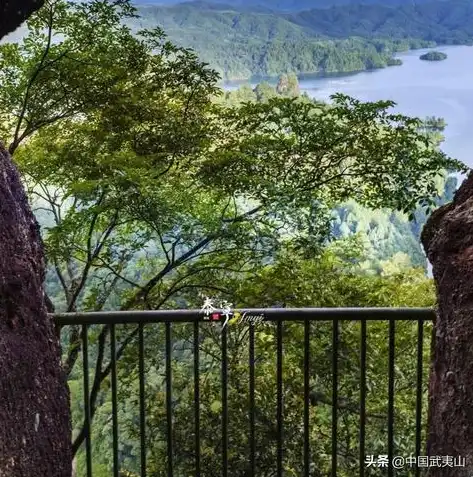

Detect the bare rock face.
[
  {"left": 0, "top": 2, "right": 71, "bottom": 475},
  {"left": 0, "top": 144, "right": 71, "bottom": 475},
  {"left": 0, "top": 0, "right": 45, "bottom": 39},
  {"left": 421, "top": 172, "right": 473, "bottom": 477}
]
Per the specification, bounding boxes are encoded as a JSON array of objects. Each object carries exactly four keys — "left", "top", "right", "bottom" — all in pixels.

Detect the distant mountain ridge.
[
  {"left": 133, "top": 0, "right": 452, "bottom": 12},
  {"left": 286, "top": 1, "right": 473, "bottom": 40},
  {"left": 133, "top": 0, "right": 473, "bottom": 46}
]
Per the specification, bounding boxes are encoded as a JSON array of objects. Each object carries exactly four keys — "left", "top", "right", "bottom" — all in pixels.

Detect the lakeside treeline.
[{"left": 131, "top": 0, "right": 473, "bottom": 79}]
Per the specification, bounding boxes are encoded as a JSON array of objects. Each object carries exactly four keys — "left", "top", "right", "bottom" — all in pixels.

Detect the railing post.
[
  {"left": 415, "top": 319, "right": 424, "bottom": 477},
  {"left": 138, "top": 323, "right": 146, "bottom": 477},
  {"left": 194, "top": 321, "right": 201, "bottom": 477},
  {"left": 222, "top": 323, "right": 228, "bottom": 477},
  {"left": 166, "top": 322, "right": 173, "bottom": 477},
  {"left": 249, "top": 324, "right": 256, "bottom": 477},
  {"left": 276, "top": 320, "right": 284, "bottom": 477},
  {"left": 111, "top": 324, "right": 119, "bottom": 477},
  {"left": 360, "top": 320, "right": 367, "bottom": 477},
  {"left": 332, "top": 319, "right": 339, "bottom": 477},
  {"left": 82, "top": 324, "right": 92, "bottom": 477},
  {"left": 304, "top": 320, "right": 311, "bottom": 477},
  {"left": 387, "top": 319, "right": 396, "bottom": 477}
]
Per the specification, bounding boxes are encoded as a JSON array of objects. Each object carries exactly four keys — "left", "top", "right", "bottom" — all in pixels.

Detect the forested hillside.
[
  {"left": 287, "top": 1, "right": 473, "bottom": 41},
  {"left": 130, "top": 0, "right": 473, "bottom": 79}
]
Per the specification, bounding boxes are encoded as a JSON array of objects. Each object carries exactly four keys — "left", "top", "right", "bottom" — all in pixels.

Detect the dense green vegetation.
[
  {"left": 220, "top": 80, "right": 457, "bottom": 272},
  {"left": 130, "top": 0, "right": 473, "bottom": 79},
  {"left": 0, "top": 1, "right": 469, "bottom": 476},
  {"left": 420, "top": 50, "right": 448, "bottom": 61},
  {"left": 286, "top": 1, "right": 473, "bottom": 41}
]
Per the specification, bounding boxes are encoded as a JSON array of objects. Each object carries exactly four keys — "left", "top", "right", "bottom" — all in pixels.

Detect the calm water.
[{"left": 226, "top": 45, "right": 473, "bottom": 167}]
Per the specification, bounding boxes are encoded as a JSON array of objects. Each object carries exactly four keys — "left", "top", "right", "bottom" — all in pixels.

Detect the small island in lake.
[{"left": 420, "top": 51, "right": 448, "bottom": 61}]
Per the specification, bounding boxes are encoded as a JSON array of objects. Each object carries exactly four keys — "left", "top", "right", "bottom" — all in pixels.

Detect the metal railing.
[{"left": 55, "top": 308, "right": 435, "bottom": 477}]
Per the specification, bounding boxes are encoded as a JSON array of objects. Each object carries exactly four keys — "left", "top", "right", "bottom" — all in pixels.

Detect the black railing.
[{"left": 55, "top": 308, "right": 435, "bottom": 477}]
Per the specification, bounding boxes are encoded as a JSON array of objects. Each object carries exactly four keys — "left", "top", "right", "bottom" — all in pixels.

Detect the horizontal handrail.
[{"left": 53, "top": 307, "right": 435, "bottom": 325}]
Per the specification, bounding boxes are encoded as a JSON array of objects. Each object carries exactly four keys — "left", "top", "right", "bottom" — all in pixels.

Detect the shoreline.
[
  {"left": 221, "top": 64, "right": 399, "bottom": 87},
  {"left": 221, "top": 43, "right": 472, "bottom": 87}
]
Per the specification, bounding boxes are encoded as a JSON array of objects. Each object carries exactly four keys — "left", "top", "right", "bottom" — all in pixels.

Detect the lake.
[{"left": 226, "top": 45, "right": 473, "bottom": 168}]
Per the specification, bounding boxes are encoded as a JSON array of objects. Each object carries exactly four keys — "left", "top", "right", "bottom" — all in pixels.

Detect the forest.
[
  {"left": 131, "top": 0, "right": 473, "bottom": 79},
  {"left": 420, "top": 51, "right": 448, "bottom": 61},
  {"left": 0, "top": 0, "right": 469, "bottom": 475}
]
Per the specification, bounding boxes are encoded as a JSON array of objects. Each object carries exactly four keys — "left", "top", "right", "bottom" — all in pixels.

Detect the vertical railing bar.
[
  {"left": 222, "top": 324, "right": 228, "bottom": 477},
  {"left": 139, "top": 322, "right": 146, "bottom": 477},
  {"left": 415, "top": 319, "right": 424, "bottom": 477},
  {"left": 304, "top": 320, "right": 310, "bottom": 477},
  {"left": 110, "top": 324, "right": 119, "bottom": 477},
  {"left": 249, "top": 324, "right": 256, "bottom": 477},
  {"left": 194, "top": 321, "right": 201, "bottom": 477},
  {"left": 276, "top": 320, "right": 283, "bottom": 477},
  {"left": 82, "top": 324, "right": 92, "bottom": 477},
  {"left": 332, "top": 319, "right": 339, "bottom": 477},
  {"left": 388, "top": 319, "right": 395, "bottom": 477},
  {"left": 359, "top": 320, "right": 367, "bottom": 477},
  {"left": 166, "top": 322, "right": 173, "bottom": 477}
]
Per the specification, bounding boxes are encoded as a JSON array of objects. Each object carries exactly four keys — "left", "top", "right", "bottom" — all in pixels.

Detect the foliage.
[
  {"left": 201, "top": 94, "right": 465, "bottom": 217},
  {"left": 0, "top": 0, "right": 140, "bottom": 151},
  {"left": 129, "top": 0, "right": 473, "bottom": 79},
  {"left": 276, "top": 72, "right": 300, "bottom": 97},
  {"left": 219, "top": 81, "right": 458, "bottom": 271},
  {"left": 419, "top": 51, "right": 448, "bottom": 61},
  {"left": 77, "top": 240, "right": 435, "bottom": 476}
]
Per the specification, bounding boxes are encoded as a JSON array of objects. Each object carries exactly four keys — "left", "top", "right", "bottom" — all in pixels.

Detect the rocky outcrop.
[
  {"left": 0, "top": 3, "right": 71, "bottom": 476},
  {"left": 0, "top": 0, "right": 45, "bottom": 39},
  {"left": 421, "top": 172, "right": 473, "bottom": 477},
  {"left": 0, "top": 145, "right": 71, "bottom": 475}
]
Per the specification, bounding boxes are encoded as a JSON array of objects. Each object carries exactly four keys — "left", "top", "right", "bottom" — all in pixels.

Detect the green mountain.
[
  {"left": 287, "top": 1, "right": 473, "bottom": 41},
  {"left": 130, "top": 0, "right": 473, "bottom": 79},
  {"left": 134, "top": 0, "right": 453, "bottom": 12}
]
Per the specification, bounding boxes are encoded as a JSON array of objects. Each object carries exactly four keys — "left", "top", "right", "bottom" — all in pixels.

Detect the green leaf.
[{"left": 210, "top": 400, "right": 222, "bottom": 414}]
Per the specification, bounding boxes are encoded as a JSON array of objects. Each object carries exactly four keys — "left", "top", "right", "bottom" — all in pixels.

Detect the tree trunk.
[
  {"left": 0, "top": 144, "right": 71, "bottom": 476},
  {"left": 421, "top": 172, "right": 473, "bottom": 476}
]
